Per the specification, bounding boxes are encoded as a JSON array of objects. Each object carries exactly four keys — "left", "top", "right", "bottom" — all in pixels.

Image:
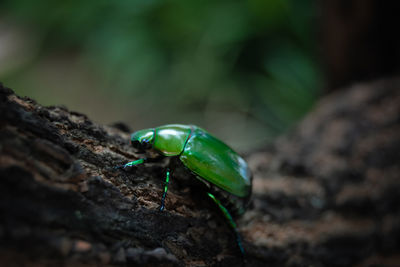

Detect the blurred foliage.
[{"left": 0, "top": 0, "right": 321, "bottom": 151}]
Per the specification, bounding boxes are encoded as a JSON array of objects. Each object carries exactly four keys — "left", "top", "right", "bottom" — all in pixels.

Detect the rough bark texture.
[{"left": 0, "top": 77, "right": 399, "bottom": 266}]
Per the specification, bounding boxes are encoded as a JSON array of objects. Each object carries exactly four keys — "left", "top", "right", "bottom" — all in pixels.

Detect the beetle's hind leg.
[
  {"left": 207, "top": 192, "right": 245, "bottom": 255},
  {"left": 159, "top": 168, "right": 171, "bottom": 211}
]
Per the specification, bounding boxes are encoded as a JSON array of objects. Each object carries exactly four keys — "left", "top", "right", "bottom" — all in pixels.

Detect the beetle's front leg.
[
  {"left": 207, "top": 192, "right": 245, "bottom": 255},
  {"left": 114, "top": 158, "right": 146, "bottom": 169},
  {"left": 159, "top": 168, "right": 170, "bottom": 211}
]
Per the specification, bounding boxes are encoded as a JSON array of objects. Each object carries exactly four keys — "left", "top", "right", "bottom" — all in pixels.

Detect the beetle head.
[{"left": 130, "top": 128, "right": 154, "bottom": 152}]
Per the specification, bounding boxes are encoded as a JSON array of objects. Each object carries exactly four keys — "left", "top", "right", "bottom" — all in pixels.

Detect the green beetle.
[{"left": 118, "top": 124, "right": 252, "bottom": 254}]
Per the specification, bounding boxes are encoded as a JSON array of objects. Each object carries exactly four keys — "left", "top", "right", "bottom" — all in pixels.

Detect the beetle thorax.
[{"left": 152, "top": 125, "right": 192, "bottom": 156}]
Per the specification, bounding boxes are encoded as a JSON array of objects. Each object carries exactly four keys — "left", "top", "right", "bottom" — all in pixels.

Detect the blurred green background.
[{"left": 0, "top": 0, "right": 321, "bottom": 152}]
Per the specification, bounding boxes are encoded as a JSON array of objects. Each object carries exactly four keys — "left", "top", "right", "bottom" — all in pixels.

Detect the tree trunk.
[
  {"left": 320, "top": 1, "right": 400, "bottom": 91},
  {"left": 0, "top": 78, "right": 399, "bottom": 266}
]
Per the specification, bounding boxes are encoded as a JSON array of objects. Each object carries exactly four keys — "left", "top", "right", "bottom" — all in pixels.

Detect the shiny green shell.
[{"left": 131, "top": 124, "right": 252, "bottom": 198}]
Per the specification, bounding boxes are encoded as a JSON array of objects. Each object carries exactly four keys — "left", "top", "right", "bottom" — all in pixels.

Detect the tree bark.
[{"left": 0, "top": 78, "right": 399, "bottom": 266}]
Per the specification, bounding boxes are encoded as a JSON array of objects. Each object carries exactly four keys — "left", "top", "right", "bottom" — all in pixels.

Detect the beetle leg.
[
  {"left": 114, "top": 158, "right": 146, "bottom": 169},
  {"left": 159, "top": 168, "right": 170, "bottom": 211},
  {"left": 207, "top": 192, "right": 245, "bottom": 255}
]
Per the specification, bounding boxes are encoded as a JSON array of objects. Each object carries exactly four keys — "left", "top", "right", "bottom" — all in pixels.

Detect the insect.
[{"left": 117, "top": 124, "right": 252, "bottom": 254}]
